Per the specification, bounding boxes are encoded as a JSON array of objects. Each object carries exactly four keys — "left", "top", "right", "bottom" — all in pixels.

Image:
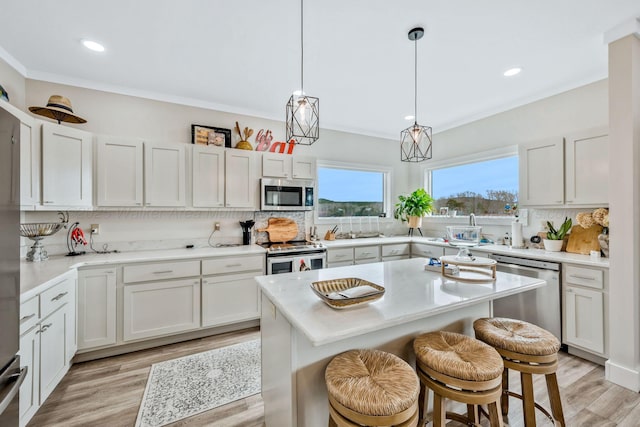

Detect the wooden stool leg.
[
  {"left": 467, "top": 404, "right": 479, "bottom": 424},
  {"left": 418, "top": 382, "right": 427, "bottom": 424},
  {"left": 521, "top": 371, "right": 536, "bottom": 427},
  {"left": 501, "top": 367, "right": 509, "bottom": 415},
  {"left": 433, "top": 393, "right": 446, "bottom": 427},
  {"left": 488, "top": 399, "right": 504, "bottom": 427},
  {"left": 545, "top": 372, "right": 566, "bottom": 427}
]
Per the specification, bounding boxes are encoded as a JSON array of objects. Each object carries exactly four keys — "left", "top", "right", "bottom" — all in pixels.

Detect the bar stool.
[
  {"left": 325, "top": 349, "right": 420, "bottom": 427},
  {"left": 413, "top": 331, "right": 504, "bottom": 427},
  {"left": 473, "top": 317, "right": 566, "bottom": 427}
]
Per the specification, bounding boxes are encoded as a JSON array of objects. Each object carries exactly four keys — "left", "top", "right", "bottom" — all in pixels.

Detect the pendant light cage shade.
[
  {"left": 286, "top": 94, "right": 320, "bottom": 145},
  {"left": 401, "top": 123, "right": 432, "bottom": 162},
  {"left": 401, "top": 26, "right": 432, "bottom": 162}
]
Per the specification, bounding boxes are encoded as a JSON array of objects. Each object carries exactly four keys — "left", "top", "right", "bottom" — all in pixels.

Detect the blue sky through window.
[
  {"left": 432, "top": 156, "right": 518, "bottom": 199},
  {"left": 318, "top": 168, "right": 383, "bottom": 202}
]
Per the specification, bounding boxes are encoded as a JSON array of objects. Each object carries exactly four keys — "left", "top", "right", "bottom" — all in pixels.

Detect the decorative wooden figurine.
[{"left": 235, "top": 121, "right": 254, "bottom": 150}]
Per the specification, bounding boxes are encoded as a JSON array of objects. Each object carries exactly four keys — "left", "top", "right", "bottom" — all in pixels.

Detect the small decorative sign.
[{"left": 191, "top": 124, "right": 231, "bottom": 147}]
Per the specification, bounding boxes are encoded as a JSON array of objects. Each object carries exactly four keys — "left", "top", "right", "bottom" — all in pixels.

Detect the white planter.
[
  {"left": 543, "top": 239, "right": 564, "bottom": 252},
  {"left": 408, "top": 216, "right": 423, "bottom": 228}
]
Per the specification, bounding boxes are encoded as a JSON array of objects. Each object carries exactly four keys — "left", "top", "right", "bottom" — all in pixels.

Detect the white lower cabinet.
[
  {"left": 562, "top": 264, "right": 607, "bottom": 356},
  {"left": 78, "top": 268, "right": 117, "bottom": 350},
  {"left": 19, "top": 272, "right": 76, "bottom": 427},
  {"left": 354, "top": 245, "right": 380, "bottom": 265},
  {"left": 382, "top": 243, "right": 410, "bottom": 261},
  {"left": 39, "top": 306, "right": 69, "bottom": 403},
  {"left": 202, "top": 255, "right": 264, "bottom": 327},
  {"left": 18, "top": 325, "right": 40, "bottom": 425},
  {"left": 410, "top": 243, "right": 443, "bottom": 259},
  {"left": 124, "top": 278, "right": 201, "bottom": 341},
  {"left": 327, "top": 247, "right": 354, "bottom": 267},
  {"left": 202, "top": 272, "right": 260, "bottom": 327}
]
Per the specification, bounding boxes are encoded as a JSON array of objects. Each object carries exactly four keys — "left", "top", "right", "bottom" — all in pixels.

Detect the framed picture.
[
  {"left": 191, "top": 124, "right": 232, "bottom": 147},
  {"left": 439, "top": 207, "right": 449, "bottom": 216}
]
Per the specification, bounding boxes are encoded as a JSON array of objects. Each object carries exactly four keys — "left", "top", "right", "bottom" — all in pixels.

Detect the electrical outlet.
[
  {"left": 214, "top": 222, "right": 221, "bottom": 231},
  {"left": 90, "top": 224, "right": 100, "bottom": 235}
]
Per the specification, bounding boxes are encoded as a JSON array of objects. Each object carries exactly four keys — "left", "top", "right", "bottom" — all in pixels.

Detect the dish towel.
[{"left": 294, "top": 256, "right": 312, "bottom": 272}]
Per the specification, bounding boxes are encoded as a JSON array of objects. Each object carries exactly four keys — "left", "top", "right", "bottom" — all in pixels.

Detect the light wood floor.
[{"left": 29, "top": 328, "right": 640, "bottom": 427}]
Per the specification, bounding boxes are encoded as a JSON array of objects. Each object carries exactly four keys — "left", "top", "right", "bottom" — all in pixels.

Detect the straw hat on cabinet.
[{"left": 29, "top": 95, "right": 87, "bottom": 124}]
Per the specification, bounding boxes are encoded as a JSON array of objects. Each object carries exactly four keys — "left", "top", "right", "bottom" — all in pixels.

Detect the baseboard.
[
  {"left": 73, "top": 320, "right": 260, "bottom": 363},
  {"left": 605, "top": 359, "right": 640, "bottom": 392},
  {"left": 566, "top": 346, "right": 607, "bottom": 366}
]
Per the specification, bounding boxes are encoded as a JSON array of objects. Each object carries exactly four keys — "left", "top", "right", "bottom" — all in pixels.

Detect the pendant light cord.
[
  {"left": 414, "top": 35, "right": 418, "bottom": 126},
  {"left": 300, "top": 0, "right": 304, "bottom": 94}
]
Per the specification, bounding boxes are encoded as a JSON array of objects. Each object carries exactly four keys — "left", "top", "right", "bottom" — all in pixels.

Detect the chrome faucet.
[{"left": 469, "top": 213, "right": 477, "bottom": 226}]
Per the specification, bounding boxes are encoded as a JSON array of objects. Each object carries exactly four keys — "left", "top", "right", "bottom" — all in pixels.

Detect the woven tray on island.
[{"left": 310, "top": 278, "right": 385, "bottom": 309}]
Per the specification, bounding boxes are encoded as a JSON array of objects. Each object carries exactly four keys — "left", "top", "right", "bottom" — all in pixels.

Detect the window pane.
[
  {"left": 431, "top": 156, "right": 518, "bottom": 216},
  {"left": 318, "top": 167, "right": 384, "bottom": 217}
]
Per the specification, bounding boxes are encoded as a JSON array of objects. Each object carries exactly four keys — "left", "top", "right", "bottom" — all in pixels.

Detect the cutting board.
[
  {"left": 257, "top": 217, "right": 298, "bottom": 243},
  {"left": 565, "top": 225, "right": 603, "bottom": 254}
]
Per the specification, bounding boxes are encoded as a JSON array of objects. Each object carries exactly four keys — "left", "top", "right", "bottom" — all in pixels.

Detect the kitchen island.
[{"left": 257, "top": 257, "right": 547, "bottom": 427}]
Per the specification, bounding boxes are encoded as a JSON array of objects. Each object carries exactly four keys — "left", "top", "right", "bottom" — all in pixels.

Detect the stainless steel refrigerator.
[{"left": 0, "top": 106, "right": 24, "bottom": 426}]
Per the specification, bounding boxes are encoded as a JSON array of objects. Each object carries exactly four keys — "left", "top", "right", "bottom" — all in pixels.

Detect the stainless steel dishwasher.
[{"left": 489, "top": 253, "right": 562, "bottom": 341}]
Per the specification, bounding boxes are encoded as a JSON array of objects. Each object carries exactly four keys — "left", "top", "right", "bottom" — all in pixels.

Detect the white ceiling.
[{"left": 1, "top": 0, "right": 639, "bottom": 139}]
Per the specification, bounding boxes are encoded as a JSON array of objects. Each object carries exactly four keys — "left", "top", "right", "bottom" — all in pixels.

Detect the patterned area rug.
[{"left": 135, "top": 339, "right": 261, "bottom": 427}]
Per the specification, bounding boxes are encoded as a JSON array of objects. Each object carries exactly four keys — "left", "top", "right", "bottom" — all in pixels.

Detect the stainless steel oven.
[
  {"left": 261, "top": 178, "right": 315, "bottom": 211},
  {"left": 489, "top": 253, "right": 562, "bottom": 341},
  {"left": 263, "top": 241, "right": 327, "bottom": 275}
]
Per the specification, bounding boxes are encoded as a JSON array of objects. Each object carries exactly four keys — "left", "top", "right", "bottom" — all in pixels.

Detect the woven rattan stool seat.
[
  {"left": 413, "top": 331, "right": 503, "bottom": 382},
  {"left": 474, "top": 317, "right": 560, "bottom": 356},
  {"left": 325, "top": 349, "right": 419, "bottom": 417}
]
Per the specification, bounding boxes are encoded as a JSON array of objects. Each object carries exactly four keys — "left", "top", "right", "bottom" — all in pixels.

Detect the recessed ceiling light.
[
  {"left": 404, "top": 115, "right": 415, "bottom": 121},
  {"left": 503, "top": 67, "right": 522, "bottom": 77},
  {"left": 82, "top": 40, "right": 105, "bottom": 52}
]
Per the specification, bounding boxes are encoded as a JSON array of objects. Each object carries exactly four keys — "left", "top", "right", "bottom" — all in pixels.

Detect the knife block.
[{"left": 324, "top": 231, "right": 336, "bottom": 241}]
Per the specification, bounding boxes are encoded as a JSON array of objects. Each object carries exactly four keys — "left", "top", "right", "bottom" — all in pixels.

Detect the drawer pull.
[
  {"left": 51, "top": 291, "right": 68, "bottom": 301},
  {"left": 569, "top": 275, "right": 595, "bottom": 281},
  {"left": 335, "top": 254, "right": 346, "bottom": 258},
  {"left": 391, "top": 250, "right": 399, "bottom": 254},
  {"left": 105, "top": 271, "right": 115, "bottom": 274},
  {"left": 153, "top": 270, "right": 174, "bottom": 274},
  {"left": 225, "top": 263, "right": 242, "bottom": 268},
  {"left": 20, "top": 313, "right": 36, "bottom": 322},
  {"left": 40, "top": 323, "right": 52, "bottom": 333},
  {"left": 361, "top": 252, "right": 371, "bottom": 256}
]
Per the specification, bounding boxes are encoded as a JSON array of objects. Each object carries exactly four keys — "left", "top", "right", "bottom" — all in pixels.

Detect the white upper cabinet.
[
  {"left": 292, "top": 156, "right": 316, "bottom": 179},
  {"left": 262, "top": 153, "right": 316, "bottom": 180},
  {"left": 564, "top": 128, "right": 609, "bottom": 206},
  {"left": 144, "top": 142, "right": 185, "bottom": 207},
  {"left": 519, "top": 138, "right": 564, "bottom": 206},
  {"left": 192, "top": 145, "right": 225, "bottom": 208},
  {"left": 20, "top": 118, "right": 41, "bottom": 209},
  {"left": 519, "top": 129, "right": 609, "bottom": 207},
  {"left": 96, "top": 136, "right": 144, "bottom": 207},
  {"left": 41, "top": 123, "right": 93, "bottom": 208},
  {"left": 225, "top": 150, "right": 257, "bottom": 208}
]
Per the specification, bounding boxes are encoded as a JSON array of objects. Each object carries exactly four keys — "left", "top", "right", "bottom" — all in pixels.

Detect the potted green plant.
[
  {"left": 543, "top": 217, "right": 572, "bottom": 252},
  {"left": 393, "top": 188, "right": 434, "bottom": 228}
]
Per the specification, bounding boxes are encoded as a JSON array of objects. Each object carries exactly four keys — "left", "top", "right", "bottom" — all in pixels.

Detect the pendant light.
[
  {"left": 401, "top": 27, "right": 432, "bottom": 162},
  {"left": 286, "top": 0, "right": 319, "bottom": 145}
]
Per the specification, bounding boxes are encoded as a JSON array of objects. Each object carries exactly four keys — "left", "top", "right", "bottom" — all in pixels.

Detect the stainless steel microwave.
[{"left": 260, "top": 178, "right": 315, "bottom": 211}]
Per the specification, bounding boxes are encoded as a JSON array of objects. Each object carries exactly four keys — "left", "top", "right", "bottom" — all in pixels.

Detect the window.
[
  {"left": 427, "top": 155, "right": 518, "bottom": 216},
  {"left": 317, "top": 162, "right": 390, "bottom": 219}
]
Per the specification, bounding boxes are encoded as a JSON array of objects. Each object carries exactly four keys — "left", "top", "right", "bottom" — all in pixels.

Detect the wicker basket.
[{"left": 310, "top": 278, "right": 385, "bottom": 309}]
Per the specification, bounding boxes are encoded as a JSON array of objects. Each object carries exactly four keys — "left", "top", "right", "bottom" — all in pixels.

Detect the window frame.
[
  {"left": 314, "top": 160, "right": 393, "bottom": 224},
  {"left": 422, "top": 145, "right": 526, "bottom": 226}
]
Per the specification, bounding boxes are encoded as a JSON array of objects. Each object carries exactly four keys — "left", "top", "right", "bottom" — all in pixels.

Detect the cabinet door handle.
[
  {"left": 51, "top": 291, "right": 68, "bottom": 301},
  {"left": 567, "top": 288, "right": 574, "bottom": 293},
  {"left": 569, "top": 275, "right": 595, "bottom": 281},
  {"left": 555, "top": 201, "right": 563, "bottom": 204},
  {"left": 44, "top": 201, "right": 54, "bottom": 204},
  {"left": 225, "top": 263, "right": 242, "bottom": 268},
  {"left": 105, "top": 270, "right": 115, "bottom": 274},
  {"left": 153, "top": 270, "right": 174, "bottom": 274},
  {"left": 40, "top": 323, "right": 52, "bottom": 333},
  {"left": 20, "top": 313, "right": 36, "bottom": 322}
]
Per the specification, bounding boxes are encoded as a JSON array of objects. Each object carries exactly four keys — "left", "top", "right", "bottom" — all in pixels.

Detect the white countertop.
[
  {"left": 20, "top": 245, "right": 266, "bottom": 297},
  {"left": 257, "top": 257, "right": 546, "bottom": 346},
  {"left": 322, "top": 236, "right": 610, "bottom": 268}
]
